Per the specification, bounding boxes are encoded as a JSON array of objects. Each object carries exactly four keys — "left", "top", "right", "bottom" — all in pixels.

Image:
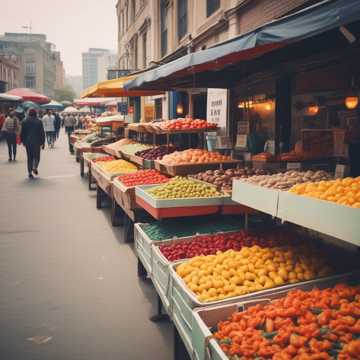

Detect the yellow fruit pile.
[
  {"left": 148, "top": 176, "right": 221, "bottom": 199},
  {"left": 97, "top": 159, "right": 137, "bottom": 174},
  {"left": 176, "top": 245, "right": 332, "bottom": 303},
  {"left": 289, "top": 177, "right": 360, "bottom": 208}
]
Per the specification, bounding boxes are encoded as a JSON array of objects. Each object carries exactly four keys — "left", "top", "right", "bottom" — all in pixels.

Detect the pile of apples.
[
  {"left": 161, "top": 149, "right": 232, "bottom": 165},
  {"left": 160, "top": 118, "right": 217, "bottom": 131}
]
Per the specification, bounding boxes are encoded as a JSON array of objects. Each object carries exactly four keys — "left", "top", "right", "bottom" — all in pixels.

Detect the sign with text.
[{"left": 207, "top": 88, "right": 228, "bottom": 135}]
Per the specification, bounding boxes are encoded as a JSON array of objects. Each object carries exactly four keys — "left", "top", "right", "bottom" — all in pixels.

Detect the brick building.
[
  {"left": 116, "top": 0, "right": 322, "bottom": 120},
  {"left": 0, "top": 54, "right": 20, "bottom": 92}
]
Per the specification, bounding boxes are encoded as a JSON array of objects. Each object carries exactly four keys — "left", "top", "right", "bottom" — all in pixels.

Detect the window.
[
  {"left": 178, "top": 0, "right": 187, "bottom": 40},
  {"left": 142, "top": 31, "right": 147, "bottom": 68},
  {"left": 25, "top": 62, "right": 36, "bottom": 75},
  {"left": 25, "top": 77, "right": 35, "bottom": 88},
  {"left": 207, "top": 0, "right": 220, "bottom": 17},
  {"left": 160, "top": 0, "right": 168, "bottom": 57}
]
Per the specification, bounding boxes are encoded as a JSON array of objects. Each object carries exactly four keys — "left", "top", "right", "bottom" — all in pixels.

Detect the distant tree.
[{"left": 54, "top": 85, "right": 76, "bottom": 102}]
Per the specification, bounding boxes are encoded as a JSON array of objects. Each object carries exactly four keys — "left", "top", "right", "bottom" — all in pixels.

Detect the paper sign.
[
  {"left": 335, "top": 164, "right": 349, "bottom": 179},
  {"left": 236, "top": 134, "right": 248, "bottom": 148},
  {"left": 216, "top": 136, "right": 232, "bottom": 149},
  {"left": 207, "top": 88, "right": 228, "bottom": 135},
  {"left": 287, "top": 162, "right": 302, "bottom": 170}
]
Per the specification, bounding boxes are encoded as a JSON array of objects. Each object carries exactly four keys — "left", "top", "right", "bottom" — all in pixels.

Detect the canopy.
[
  {"left": 80, "top": 75, "right": 164, "bottom": 98},
  {"left": 96, "top": 114, "right": 125, "bottom": 124},
  {"left": 62, "top": 106, "right": 80, "bottom": 114},
  {"left": 125, "top": 0, "right": 360, "bottom": 90},
  {"left": 41, "top": 100, "right": 64, "bottom": 110},
  {"left": 73, "top": 97, "right": 117, "bottom": 107},
  {"left": 79, "top": 106, "right": 91, "bottom": 113},
  {"left": 22, "top": 101, "right": 40, "bottom": 110},
  {"left": 0, "top": 93, "right": 22, "bottom": 102},
  {"left": 6, "top": 88, "right": 50, "bottom": 104},
  {"left": 61, "top": 100, "right": 72, "bottom": 106}
]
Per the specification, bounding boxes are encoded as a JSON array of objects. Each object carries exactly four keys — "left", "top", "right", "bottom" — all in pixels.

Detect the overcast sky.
[{"left": 0, "top": 0, "right": 118, "bottom": 76}]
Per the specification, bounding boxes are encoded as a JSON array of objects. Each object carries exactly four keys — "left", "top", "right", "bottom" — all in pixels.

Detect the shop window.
[
  {"left": 178, "top": 0, "right": 187, "bottom": 40},
  {"left": 25, "top": 76, "right": 35, "bottom": 89},
  {"left": 155, "top": 98, "right": 163, "bottom": 120},
  {"left": 160, "top": 0, "right": 168, "bottom": 57},
  {"left": 207, "top": 0, "right": 220, "bottom": 17},
  {"left": 25, "top": 62, "right": 36, "bottom": 75}
]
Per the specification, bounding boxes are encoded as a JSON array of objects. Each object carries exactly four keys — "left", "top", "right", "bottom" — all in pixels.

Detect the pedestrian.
[
  {"left": 20, "top": 108, "right": 45, "bottom": 179},
  {"left": 64, "top": 113, "right": 76, "bottom": 154},
  {"left": 2, "top": 111, "right": 21, "bottom": 161},
  {"left": 42, "top": 110, "right": 55, "bottom": 148},
  {"left": 0, "top": 110, "right": 5, "bottom": 140},
  {"left": 54, "top": 112, "right": 61, "bottom": 139}
]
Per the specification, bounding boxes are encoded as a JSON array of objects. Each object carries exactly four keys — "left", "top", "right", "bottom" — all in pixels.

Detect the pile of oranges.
[{"left": 289, "top": 177, "right": 360, "bottom": 208}]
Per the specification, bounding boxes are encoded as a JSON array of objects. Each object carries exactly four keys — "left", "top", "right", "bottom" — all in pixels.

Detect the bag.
[{"left": 16, "top": 134, "right": 21, "bottom": 145}]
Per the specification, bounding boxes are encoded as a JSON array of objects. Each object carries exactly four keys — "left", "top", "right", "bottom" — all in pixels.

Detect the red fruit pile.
[
  {"left": 118, "top": 169, "right": 169, "bottom": 187},
  {"left": 93, "top": 156, "right": 115, "bottom": 163},
  {"left": 161, "top": 118, "right": 217, "bottom": 131},
  {"left": 159, "top": 229, "right": 295, "bottom": 262}
]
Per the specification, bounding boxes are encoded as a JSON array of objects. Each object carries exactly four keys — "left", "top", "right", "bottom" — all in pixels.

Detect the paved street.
[{"left": 0, "top": 133, "right": 172, "bottom": 360}]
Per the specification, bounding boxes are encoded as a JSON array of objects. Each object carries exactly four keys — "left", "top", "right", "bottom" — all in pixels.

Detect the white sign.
[{"left": 207, "top": 88, "right": 228, "bottom": 135}]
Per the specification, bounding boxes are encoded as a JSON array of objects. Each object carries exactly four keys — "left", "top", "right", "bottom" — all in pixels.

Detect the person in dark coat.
[
  {"left": 20, "top": 109, "right": 45, "bottom": 179},
  {"left": 54, "top": 112, "right": 61, "bottom": 140}
]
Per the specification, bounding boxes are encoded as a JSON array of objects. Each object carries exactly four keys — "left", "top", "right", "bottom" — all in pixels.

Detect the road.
[{"left": 0, "top": 133, "right": 172, "bottom": 360}]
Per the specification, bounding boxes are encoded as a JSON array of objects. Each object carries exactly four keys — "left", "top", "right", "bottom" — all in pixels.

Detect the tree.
[{"left": 54, "top": 85, "right": 76, "bottom": 102}]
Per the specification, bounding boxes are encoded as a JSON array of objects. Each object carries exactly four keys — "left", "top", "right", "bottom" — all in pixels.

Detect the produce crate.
[
  {"left": 154, "top": 160, "right": 242, "bottom": 176},
  {"left": 191, "top": 272, "right": 358, "bottom": 360},
  {"left": 278, "top": 191, "right": 360, "bottom": 247},
  {"left": 232, "top": 180, "right": 279, "bottom": 217},
  {"left": 135, "top": 184, "right": 227, "bottom": 219},
  {"left": 112, "top": 178, "right": 140, "bottom": 211},
  {"left": 134, "top": 223, "right": 157, "bottom": 274},
  {"left": 169, "top": 260, "right": 356, "bottom": 358},
  {"left": 102, "top": 145, "right": 122, "bottom": 158},
  {"left": 129, "top": 154, "right": 145, "bottom": 167},
  {"left": 91, "top": 163, "right": 123, "bottom": 195}
]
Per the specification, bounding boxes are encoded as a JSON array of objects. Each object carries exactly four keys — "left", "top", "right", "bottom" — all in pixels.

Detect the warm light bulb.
[
  {"left": 307, "top": 105, "right": 319, "bottom": 116},
  {"left": 345, "top": 96, "right": 359, "bottom": 110},
  {"left": 265, "top": 102, "right": 273, "bottom": 111},
  {"left": 176, "top": 103, "right": 184, "bottom": 115},
  {"left": 237, "top": 102, "right": 245, "bottom": 108}
]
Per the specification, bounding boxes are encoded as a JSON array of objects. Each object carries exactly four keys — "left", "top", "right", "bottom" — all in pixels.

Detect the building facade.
[
  {"left": 116, "top": 0, "right": 322, "bottom": 120},
  {"left": 82, "top": 48, "right": 116, "bottom": 89},
  {"left": 53, "top": 51, "right": 65, "bottom": 90},
  {"left": 0, "top": 54, "right": 20, "bottom": 92},
  {"left": 0, "top": 33, "right": 62, "bottom": 98}
]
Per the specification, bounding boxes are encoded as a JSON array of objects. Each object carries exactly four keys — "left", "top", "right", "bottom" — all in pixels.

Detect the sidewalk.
[{"left": 0, "top": 133, "right": 172, "bottom": 360}]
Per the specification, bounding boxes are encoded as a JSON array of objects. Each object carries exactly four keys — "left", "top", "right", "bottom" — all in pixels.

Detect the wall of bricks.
[{"left": 238, "top": 0, "right": 321, "bottom": 34}]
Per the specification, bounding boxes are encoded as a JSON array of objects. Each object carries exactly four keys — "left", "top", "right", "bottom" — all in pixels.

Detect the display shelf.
[
  {"left": 112, "top": 179, "right": 139, "bottom": 211},
  {"left": 134, "top": 223, "right": 154, "bottom": 274},
  {"left": 154, "top": 160, "right": 242, "bottom": 176},
  {"left": 232, "top": 180, "right": 279, "bottom": 217},
  {"left": 191, "top": 272, "right": 358, "bottom": 360},
  {"left": 278, "top": 191, "right": 360, "bottom": 247}
]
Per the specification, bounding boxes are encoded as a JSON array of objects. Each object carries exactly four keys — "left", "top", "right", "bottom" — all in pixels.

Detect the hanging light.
[
  {"left": 264, "top": 102, "right": 273, "bottom": 111},
  {"left": 176, "top": 102, "right": 184, "bottom": 115},
  {"left": 307, "top": 104, "right": 319, "bottom": 116},
  {"left": 345, "top": 96, "right": 359, "bottom": 110}
]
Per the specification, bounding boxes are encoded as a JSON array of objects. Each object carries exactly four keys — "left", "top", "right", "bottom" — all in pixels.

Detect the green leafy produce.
[{"left": 142, "top": 216, "right": 243, "bottom": 241}]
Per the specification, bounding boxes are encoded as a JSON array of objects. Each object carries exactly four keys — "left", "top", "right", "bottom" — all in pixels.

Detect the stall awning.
[
  {"left": 125, "top": 0, "right": 360, "bottom": 90},
  {"left": 80, "top": 75, "right": 164, "bottom": 98}
]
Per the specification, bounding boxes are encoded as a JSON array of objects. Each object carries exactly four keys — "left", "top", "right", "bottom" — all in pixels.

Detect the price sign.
[
  {"left": 236, "top": 134, "right": 248, "bottom": 148},
  {"left": 207, "top": 88, "right": 228, "bottom": 135},
  {"left": 287, "top": 162, "right": 302, "bottom": 170}
]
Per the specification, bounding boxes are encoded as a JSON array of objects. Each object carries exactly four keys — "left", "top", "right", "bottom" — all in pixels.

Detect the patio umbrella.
[
  {"left": 62, "top": 106, "right": 80, "bottom": 114},
  {"left": 0, "top": 93, "right": 22, "bottom": 102},
  {"left": 6, "top": 88, "right": 50, "bottom": 104},
  {"left": 61, "top": 100, "right": 72, "bottom": 106},
  {"left": 22, "top": 101, "right": 40, "bottom": 110},
  {"left": 41, "top": 100, "right": 64, "bottom": 110}
]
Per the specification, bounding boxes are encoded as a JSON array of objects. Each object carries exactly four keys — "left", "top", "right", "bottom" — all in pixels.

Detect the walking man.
[
  {"left": 2, "top": 111, "right": 20, "bottom": 161},
  {"left": 64, "top": 113, "right": 76, "bottom": 154},
  {"left": 54, "top": 112, "right": 61, "bottom": 140},
  {"left": 42, "top": 110, "right": 55, "bottom": 148},
  {"left": 20, "top": 109, "right": 45, "bottom": 179}
]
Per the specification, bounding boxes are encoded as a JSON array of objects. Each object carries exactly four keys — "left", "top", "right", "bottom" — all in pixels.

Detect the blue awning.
[{"left": 125, "top": 0, "right": 360, "bottom": 90}]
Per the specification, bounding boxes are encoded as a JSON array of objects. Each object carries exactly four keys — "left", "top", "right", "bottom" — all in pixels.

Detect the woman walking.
[
  {"left": 20, "top": 109, "right": 45, "bottom": 179},
  {"left": 42, "top": 110, "right": 55, "bottom": 148},
  {"left": 2, "top": 111, "right": 20, "bottom": 161}
]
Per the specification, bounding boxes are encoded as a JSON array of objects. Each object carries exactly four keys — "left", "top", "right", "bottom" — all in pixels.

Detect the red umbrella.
[{"left": 6, "top": 88, "right": 50, "bottom": 104}]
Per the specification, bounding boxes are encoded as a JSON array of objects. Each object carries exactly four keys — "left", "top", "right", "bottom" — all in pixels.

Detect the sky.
[{"left": 0, "top": 0, "right": 118, "bottom": 76}]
